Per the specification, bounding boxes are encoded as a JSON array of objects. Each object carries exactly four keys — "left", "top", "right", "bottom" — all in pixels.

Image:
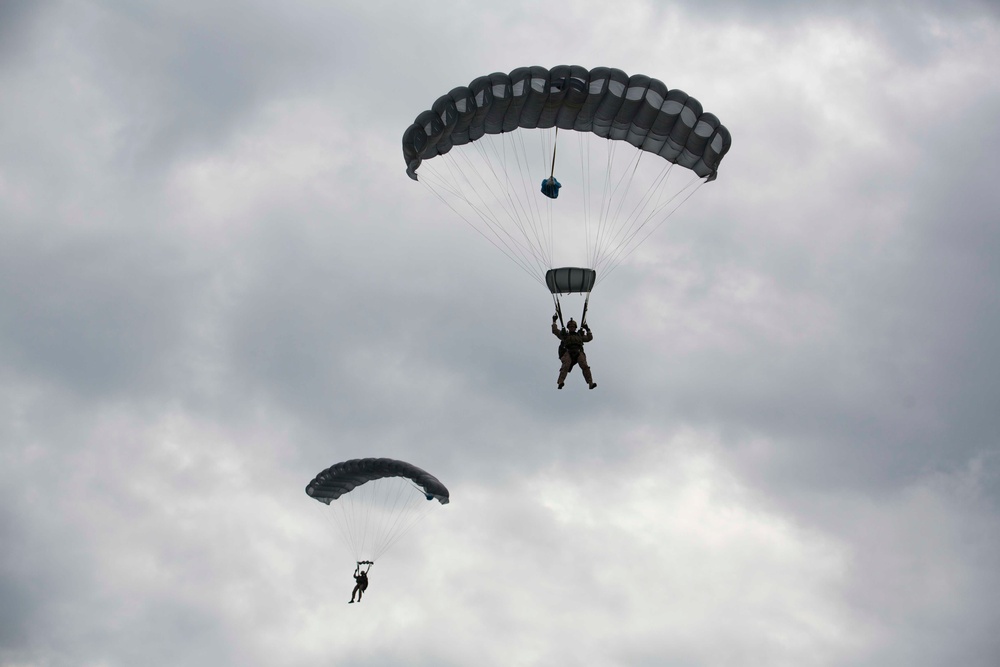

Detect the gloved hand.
[{"left": 552, "top": 314, "right": 558, "bottom": 322}]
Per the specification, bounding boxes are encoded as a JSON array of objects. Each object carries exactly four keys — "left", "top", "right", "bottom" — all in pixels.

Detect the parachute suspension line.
[
  {"left": 371, "top": 481, "right": 437, "bottom": 561},
  {"left": 323, "top": 477, "right": 441, "bottom": 563},
  {"left": 592, "top": 155, "right": 671, "bottom": 273},
  {"left": 484, "top": 133, "right": 548, "bottom": 269},
  {"left": 362, "top": 477, "right": 402, "bottom": 562},
  {"left": 592, "top": 142, "right": 646, "bottom": 271},
  {"left": 423, "top": 151, "right": 537, "bottom": 272},
  {"left": 604, "top": 149, "right": 646, "bottom": 255},
  {"left": 332, "top": 485, "right": 363, "bottom": 560},
  {"left": 316, "top": 502, "right": 355, "bottom": 562},
  {"left": 605, "top": 171, "right": 703, "bottom": 273},
  {"left": 598, "top": 175, "right": 708, "bottom": 285},
  {"left": 517, "top": 132, "right": 553, "bottom": 275},
  {"left": 518, "top": 130, "right": 554, "bottom": 271},
  {"left": 592, "top": 138, "right": 628, "bottom": 272},
  {"left": 465, "top": 131, "right": 550, "bottom": 279},
  {"left": 374, "top": 513, "right": 427, "bottom": 561},
  {"left": 580, "top": 292, "right": 591, "bottom": 329},
  {"left": 421, "top": 170, "right": 534, "bottom": 282},
  {"left": 553, "top": 294, "right": 565, "bottom": 329},
  {"left": 419, "top": 178, "right": 541, "bottom": 287},
  {"left": 592, "top": 139, "right": 615, "bottom": 269},
  {"left": 610, "top": 161, "right": 677, "bottom": 262},
  {"left": 366, "top": 478, "right": 419, "bottom": 562},
  {"left": 543, "top": 129, "right": 556, "bottom": 269},
  {"left": 367, "top": 478, "right": 430, "bottom": 562},
  {"left": 354, "top": 480, "right": 382, "bottom": 561},
  {"left": 470, "top": 135, "right": 551, "bottom": 275},
  {"left": 440, "top": 135, "right": 543, "bottom": 275},
  {"left": 580, "top": 132, "right": 593, "bottom": 269},
  {"left": 370, "top": 479, "right": 403, "bottom": 561},
  {"left": 418, "top": 146, "right": 547, "bottom": 287},
  {"left": 357, "top": 479, "right": 375, "bottom": 559}
]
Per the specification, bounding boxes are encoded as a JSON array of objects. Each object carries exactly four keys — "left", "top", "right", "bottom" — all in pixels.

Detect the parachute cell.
[
  {"left": 306, "top": 458, "right": 450, "bottom": 504},
  {"left": 403, "top": 66, "right": 731, "bottom": 182}
]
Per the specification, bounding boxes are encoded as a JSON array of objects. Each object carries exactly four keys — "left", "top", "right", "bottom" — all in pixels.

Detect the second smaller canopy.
[{"left": 546, "top": 267, "right": 597, "bottom": 294}]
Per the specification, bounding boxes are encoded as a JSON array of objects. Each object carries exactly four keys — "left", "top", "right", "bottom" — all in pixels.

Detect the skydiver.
[
  {"left": 349, "top": 561, "right": 370, "bottom": 603},
  {"left": 552, "top": 315, "right": 596, "bottom": 390}
]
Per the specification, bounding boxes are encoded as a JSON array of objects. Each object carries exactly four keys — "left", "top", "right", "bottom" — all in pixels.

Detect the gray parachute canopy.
[
  {"left": 546, "top": 267, "right": 597, "bottom": 294},
  {"left": 306, "top": 458, "right": 450, "bottom": 505},
  {"left": 402, "top": 65, "right": 732, "bottom": 182}
]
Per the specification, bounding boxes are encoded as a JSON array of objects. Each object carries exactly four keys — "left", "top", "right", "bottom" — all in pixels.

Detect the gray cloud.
[{"left": 2, "top": 1, "right": 999, "bottom": 665}]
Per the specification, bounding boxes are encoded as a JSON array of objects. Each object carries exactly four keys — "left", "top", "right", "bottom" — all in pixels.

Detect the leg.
[
  {"left": 577, "top": 352, "right": 596, "bottom": 389},
  {"left": 557, "top": 353, "right": 573, "bottom": 388}
]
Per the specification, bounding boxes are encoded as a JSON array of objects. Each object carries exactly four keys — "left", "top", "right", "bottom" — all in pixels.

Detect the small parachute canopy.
[
  {"left": 306, "top": 458, "right": 449, "bottom": 563},
  {"left": 546, "top": 267, "right": 597, "bottom": 294},
  {"left": 306, "top": 458, "right": 450, "bottom": 505}
]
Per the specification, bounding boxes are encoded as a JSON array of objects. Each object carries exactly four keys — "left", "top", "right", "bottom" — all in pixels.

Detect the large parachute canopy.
[
  {"left": 402, "top": 65, "right": 731, "bottom": 294},
  {"left": 306, "top": 458, "right": 449, "bottom": 563}
]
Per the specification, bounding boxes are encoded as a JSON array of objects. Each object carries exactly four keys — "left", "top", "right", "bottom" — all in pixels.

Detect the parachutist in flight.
[
  {"left": 349, "top": 562, "right": 371, "bottom": 603},
  {"left": 552, "top": 315, "right": 596, "bottom": 390}
]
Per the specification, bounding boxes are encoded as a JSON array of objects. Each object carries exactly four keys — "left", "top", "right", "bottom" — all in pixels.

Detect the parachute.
[
  {"left": 546, "top": 267, "right": 596, "bottom": 294},
  {"left": 402, "top": 65, "right": 731, "bottom": 324},
  {"left": 306, "top": 458, "right": 449, "bottom": 563}
]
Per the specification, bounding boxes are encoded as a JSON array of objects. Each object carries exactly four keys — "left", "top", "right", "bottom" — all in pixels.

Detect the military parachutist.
[
  {"left": 349, "top": 561, "right": 371, "bottom": 603},
  {"left": 552, "top": 315, "right": 596, "bottom": 390}
]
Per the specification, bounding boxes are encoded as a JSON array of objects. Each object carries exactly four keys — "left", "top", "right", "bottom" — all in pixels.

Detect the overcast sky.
[{"left": 2, "top": 1, "right": 999, "bottom": 665}]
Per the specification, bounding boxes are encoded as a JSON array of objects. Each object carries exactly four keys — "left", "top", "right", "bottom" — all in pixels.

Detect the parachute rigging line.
[
  {"left": 420, "top": 159, "right": 545, "bottom": 287},
  {"left": 462, "top": 130, "right": 553, "bottom": 270},
  {"left": 319, "top": 475, "right": 438, "bottom": 562},
  {"left": 598, "top": 175, "right": 707, "bottom": 284},
  {"left": 402, "top": 66, "right": 732, "bottom": 291}
]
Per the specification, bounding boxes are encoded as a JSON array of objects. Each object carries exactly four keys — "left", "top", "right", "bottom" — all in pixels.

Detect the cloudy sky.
[{"left": 2, "top": 1, "right": 999, "bottom": 665}]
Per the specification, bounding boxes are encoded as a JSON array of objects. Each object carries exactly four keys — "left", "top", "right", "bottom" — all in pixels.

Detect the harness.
[{"left": 558, "top": 331, "right": 585, "bottom": 363}]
